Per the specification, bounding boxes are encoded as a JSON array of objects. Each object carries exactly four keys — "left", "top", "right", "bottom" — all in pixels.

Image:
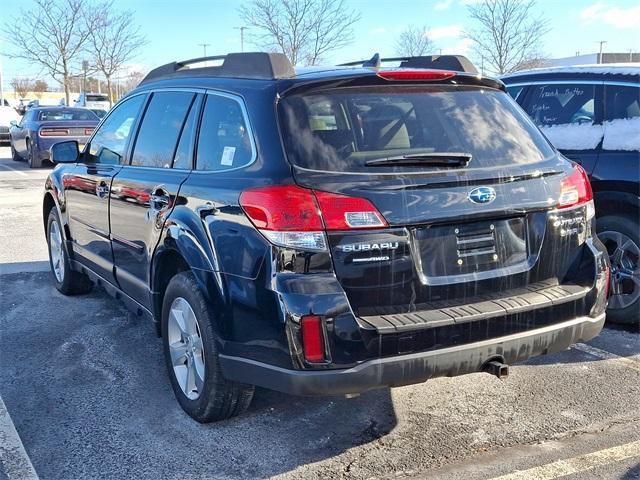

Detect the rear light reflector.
[
  {"left": 377, "top": 69, "right": 456, "bottom": 81},
  {"left": 40, "top": 128, "right": 70, "bottom": 136},
  {"left": 84, "top": 128, "right": 94, "bottom": 135},
  {"left": 558, "top": 164, "right": 593, "bottom": 209},
  {"left": 239, "top": 185, "right": 388, "bottom": 251},
  {"left": 301, "top": 315, "right": 325, "bottom": 363},
  {"left": 314, "top": 190, "right": 387, "bottom": 230}
]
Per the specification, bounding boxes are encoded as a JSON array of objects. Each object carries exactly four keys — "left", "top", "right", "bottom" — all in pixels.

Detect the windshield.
[
  {"left": 86, "top": 94, "right": 109, "bottom": 102},
  {"left": 38, "top": 109, "right": 98, "bottom": 121},
  {"left": 279, "top": 86, "right": 555, "bottom": 172}
]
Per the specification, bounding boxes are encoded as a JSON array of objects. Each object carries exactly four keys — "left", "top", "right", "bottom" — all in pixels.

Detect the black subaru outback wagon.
[{"left": 44, "top": 53, "right": 610, "bottom": 422}]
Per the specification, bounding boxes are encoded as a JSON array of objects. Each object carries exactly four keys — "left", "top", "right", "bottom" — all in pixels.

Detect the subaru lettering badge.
[{"left": 468, "top": 186, "right": 496, "bottom": 204}]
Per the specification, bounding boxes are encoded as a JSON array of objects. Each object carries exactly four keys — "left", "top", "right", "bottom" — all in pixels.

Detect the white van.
[{"left": 74, "top": 93, "right": 110, "bottom": 110}]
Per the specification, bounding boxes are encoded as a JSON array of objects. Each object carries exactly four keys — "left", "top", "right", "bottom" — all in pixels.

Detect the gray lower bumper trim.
[{"left": 219, "top": 313, "right": 606, "bottom": 396}]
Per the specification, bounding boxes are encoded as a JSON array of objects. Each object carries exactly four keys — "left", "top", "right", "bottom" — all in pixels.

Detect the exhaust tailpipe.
[{"left": 483, "top": 360, "right": 509, "bottom": 379}]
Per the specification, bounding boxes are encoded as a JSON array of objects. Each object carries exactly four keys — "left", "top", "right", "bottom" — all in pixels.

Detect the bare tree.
[
  {"left": 10, "top": 77, "right": 34, "bottom": 99},
  {"left": 512, "top": 56, "right": 549, "bottom": 72},
  {"left": 239, "top": 0, "right": 361, "bottom": 65},
  {"left": 464, "top": 0, "right": 550, "bottom": 75},
  {"left": 2, "top": 0, "right": 96, "bottom": 105},
  {"left": 395, "top": 25, "right": 435, "bottom": 57},
  {"left": 33, "top": 80, "right": 49, "bottom": 99},
  {"left": 86, "top": 1, "right": 147, "bottom": 107}
]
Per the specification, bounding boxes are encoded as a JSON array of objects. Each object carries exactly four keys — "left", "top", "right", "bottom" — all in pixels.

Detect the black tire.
[
  {"left": 46, "top": 207, "right": 93, "bottom": 295},
  {"left": 597, "top": 215, "right": 640, "bottom": 324},
  {"left": 10, "top": 144, "right": 22, "bottom": 161},
  {"left": 161, "top": 271, "right": 254, "bottom": 423},
  {"left": 27, "top": 140, "right": 42, "bottom": 168}
]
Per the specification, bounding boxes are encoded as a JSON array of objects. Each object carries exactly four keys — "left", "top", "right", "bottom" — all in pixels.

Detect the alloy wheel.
[
  {"left": 599, "top": 230, "right": 640, "bottom": 310},
  {"left": 167, "top": 297, "right": 206, "bottom": 400},
  {"left": 49, "top": 219, "right": 65, "bottom": 283}
]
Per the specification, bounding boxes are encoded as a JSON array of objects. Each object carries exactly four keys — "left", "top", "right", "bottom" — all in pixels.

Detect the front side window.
[
  {"left": 603, "top": 84, "right": 640, "bottom": 151},
  {"left": 280, "top": 86, "right": 555, "bottom": 172},
  {"left": 130, "top": 91, "right": 196, "bottom": 168},
  {"left": 88, "top": 95, "right": 146, "bottom": 165},
  {"left": 524, "top": 83, "right": 601, "bottom": 151},
  {"left": 195, "top": 94, "right": 254, "bottom": 171}
]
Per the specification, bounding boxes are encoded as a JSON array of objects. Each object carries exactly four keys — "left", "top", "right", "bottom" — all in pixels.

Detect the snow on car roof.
[{"left": 502, "top": 63, "right": 640, "bottom": 78}]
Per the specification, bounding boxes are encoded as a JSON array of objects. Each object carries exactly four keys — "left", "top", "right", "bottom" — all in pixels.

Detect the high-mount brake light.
[
  {"left": 377, "top": 69, "right": 456, "bottom": 81},
  {"left": 239, "top": 185, "right": 388, "bottom": 251},
  {"left": 558, "top": 164, "right": 593, "bottom": 209}
]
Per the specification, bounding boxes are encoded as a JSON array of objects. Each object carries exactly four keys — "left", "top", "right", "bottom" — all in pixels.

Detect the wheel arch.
[{"left": 151, "top": 225, "right": 227, "bottom": 336}]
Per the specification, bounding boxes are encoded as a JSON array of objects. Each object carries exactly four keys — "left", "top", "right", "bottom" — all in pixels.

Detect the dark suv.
[
  {"left": 502, "top": 65, "right": 640, "bottom": 323},
  {"left": 44, "top": 53, "right": 610, "bottom": 423}
]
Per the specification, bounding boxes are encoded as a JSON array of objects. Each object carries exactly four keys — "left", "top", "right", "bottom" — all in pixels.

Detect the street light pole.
[
  {"left": 198, "top": 43, "right": 211, "bottom": 57},
  {"left": 597, "top": 41, "right": 607, "bottom": 64},
  {"left": 234, "top": 27, "right": 248, "bottom": 52}
]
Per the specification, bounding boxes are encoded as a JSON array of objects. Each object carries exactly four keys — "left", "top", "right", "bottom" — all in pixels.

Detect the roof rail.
[
  {"left": 140, "top": 52, "right": 296, "bottom": 84},
  {"left": 338, "top": 54, "right": 478, "bottom": 74}
]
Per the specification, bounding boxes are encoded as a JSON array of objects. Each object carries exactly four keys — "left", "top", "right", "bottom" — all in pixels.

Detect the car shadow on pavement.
[{"left": 0, "top": 271, "right": 397, "bottom": 480}]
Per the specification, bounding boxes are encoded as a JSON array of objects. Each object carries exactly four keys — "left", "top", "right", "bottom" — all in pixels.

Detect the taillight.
[
  {"left": 239, "top": 185, "right": 387, "bottom": 251},
  {"left": 301, "top": 315, "right": 325, "bottom": 363},
  {"left": 377, "top": 69, "right": 456, "bottom": 81},
  {"left": 314, "top": 190, "right": 387, "bottom": 230},
  {"left": 84, "top": 128, "right": 94, "bottom": 135},
  {"left": 40, "top": 128, "right": 70, "bottom": 136},
  {"left": 558, "top": 164, "right": 593, "bottom": 209}
]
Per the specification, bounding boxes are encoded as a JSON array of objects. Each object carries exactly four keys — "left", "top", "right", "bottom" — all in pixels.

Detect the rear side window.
[
  {"left": 603, "top": 84, "right": 640, "bottom": 151},
  {"left": 506, "top": 85, "right": 525, "bottom": 102},
  {"left": 195, "top": 94, "right": 254, "bottom": 171},
  {"left": 523, "top": 83, "right": 601, "bottom": 151},
  {"left": 279, "top": 86, "right": 554, "bottom": 172},
  {"left": 131, "top": 91, "right": 195, "bottom": 168}
]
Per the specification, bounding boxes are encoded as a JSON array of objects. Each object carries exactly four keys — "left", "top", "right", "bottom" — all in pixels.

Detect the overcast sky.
[{"left": 1, "top": 0, "right": 639, "bottom": 90}]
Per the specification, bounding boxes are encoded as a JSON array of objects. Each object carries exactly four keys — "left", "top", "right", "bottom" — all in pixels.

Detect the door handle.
[
  {"left": 150, "top": 188, "right": 170, "bottom": 211},
  {"left": 95, "top": 180, "right": 109, "bottom": 199}
]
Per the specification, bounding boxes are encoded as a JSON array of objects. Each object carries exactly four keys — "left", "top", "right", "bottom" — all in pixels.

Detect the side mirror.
[
  {"left": 9, "top": 120, "right": 17, "bottom": 127},
  {"left": 50, "top": 140, "right": 80, "bottom": 164}
]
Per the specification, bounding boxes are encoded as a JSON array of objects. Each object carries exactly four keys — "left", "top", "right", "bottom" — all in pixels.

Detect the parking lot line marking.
[
  {"left": 489, "top": 439, "right": 640, "bottom": 480},
  {"left": 0, "top": 163, "right": 27, "bottom": 177},
  {"left": 573, "top": 343, "right": 640, "bottom": 373},
  {"left": 0, "top": 395, "right": 39, "bottom": 480}
]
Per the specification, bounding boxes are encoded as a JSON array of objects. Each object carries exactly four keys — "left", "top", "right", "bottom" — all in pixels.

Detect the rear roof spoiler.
[
  {"left": 339, "top": 54, "right": 478, "bottom": 74},
  {"left": 140, "top": 52, "right": 296, "bottom": 84}
]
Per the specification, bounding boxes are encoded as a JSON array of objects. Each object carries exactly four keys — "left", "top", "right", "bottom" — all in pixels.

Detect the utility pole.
[
  {"left": 234, "top": 27, "right": 248, "bottom": 52},
  {"left": 597, "top": 41, "right": 607, "bottom": 64},
  {"left": 198, "top": 43, "right": 211, "bottom": 57}
]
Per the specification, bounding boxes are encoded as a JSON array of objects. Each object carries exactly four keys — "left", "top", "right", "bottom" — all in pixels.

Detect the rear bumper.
[{"left": 219, "top": 312, "right": 605, "bottom": 396}]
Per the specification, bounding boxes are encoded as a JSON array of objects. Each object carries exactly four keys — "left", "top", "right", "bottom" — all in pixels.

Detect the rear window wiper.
[{"left": 364, "top": 153, "right": 472, "bottom": 168}]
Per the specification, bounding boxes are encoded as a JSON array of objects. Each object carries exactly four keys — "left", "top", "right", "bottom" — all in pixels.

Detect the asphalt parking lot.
[{"left": 0, "top": 146, "right": 639, "bottom": 480}]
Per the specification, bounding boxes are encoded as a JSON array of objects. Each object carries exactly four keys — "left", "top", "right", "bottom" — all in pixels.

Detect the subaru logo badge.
[{"left": 468, "top": 186, "right": 496, "bottom": 204}]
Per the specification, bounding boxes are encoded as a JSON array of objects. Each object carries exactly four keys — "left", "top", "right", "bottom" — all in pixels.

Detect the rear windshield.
[
  {"left": 38, "top": 109, "right": 98, "bottom": 121},
  {"left": 279, "top": 86, "right": 555, "bottom": 172},
  {"left": 86, "top": 94, "right": 109, "bottom": 102}
]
